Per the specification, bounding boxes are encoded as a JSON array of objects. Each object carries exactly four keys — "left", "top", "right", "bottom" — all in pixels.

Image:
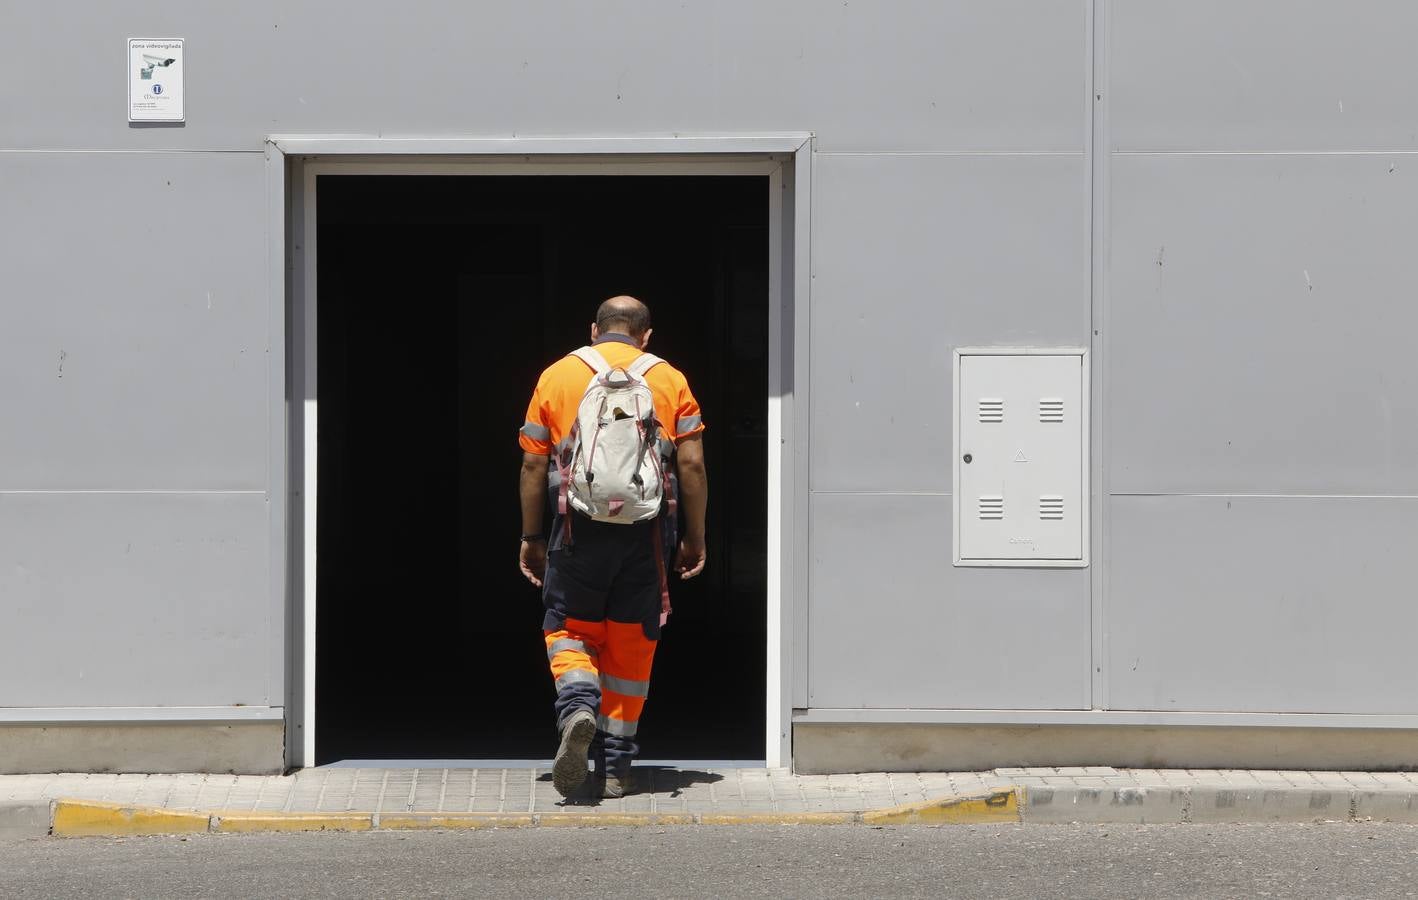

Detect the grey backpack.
[{"left": 556, "top": 347, "right": 669, "bottom": 523}]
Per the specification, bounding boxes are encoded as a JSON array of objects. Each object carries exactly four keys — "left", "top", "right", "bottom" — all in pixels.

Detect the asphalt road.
[{"left": 3, "top": 824, "right": 1417, "bottom": 899}]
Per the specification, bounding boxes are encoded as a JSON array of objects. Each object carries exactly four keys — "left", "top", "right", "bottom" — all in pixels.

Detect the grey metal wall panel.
[
  {"left": 2, "top": 1, "right": 1083, "bottom": 153},
  {"left": 0, "top": 492, "right": 270, "bottom": 707},
  {"left": 1107, "top": 154, "right": 1418, "bottom": 495},
  {"left": 7, "top": 0, "right": 1416, "bottom": 744},
  {"left": 810, "top": 153, "right": 1089, "bottom": 493},
  {"left": 1106, "top": 495, "right": 1418, "bottom": 714},
  {"left": 808, "top": 492, "right": 1089, "bottom": 710},
  {"left": 1110, "top": 1, "right": 1418, "bottom": 151},
  {"left": 0, "top": 152, "right": 268, "bottom": 491}
]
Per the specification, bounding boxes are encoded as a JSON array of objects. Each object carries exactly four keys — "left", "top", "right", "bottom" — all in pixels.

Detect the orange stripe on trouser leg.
[
  {"left": 545, "top": 621, "right": 606, "bottom": 689},
  {"left": 598, "top": 621, "right": 657, "bottom": 733},
  {"left": 601, "top": 688, "right": 648, "bottom": 729}
]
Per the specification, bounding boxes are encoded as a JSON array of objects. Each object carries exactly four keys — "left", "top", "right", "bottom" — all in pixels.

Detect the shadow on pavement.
[{"left": 539, "top": 767, "right": 726, "bottom": 807}]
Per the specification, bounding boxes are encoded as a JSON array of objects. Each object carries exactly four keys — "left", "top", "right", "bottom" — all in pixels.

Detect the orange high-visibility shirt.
[{"left": 518, "top": 335, "right": 705, "bottom": 456}]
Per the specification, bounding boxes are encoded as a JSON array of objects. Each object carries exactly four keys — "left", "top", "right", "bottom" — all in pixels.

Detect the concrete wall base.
[
  {"left": 793, "top": 723, "right": 1418, "bottom": 774},
  {"left": 0, "top": 723, "right": 284, "bottom": 775}
]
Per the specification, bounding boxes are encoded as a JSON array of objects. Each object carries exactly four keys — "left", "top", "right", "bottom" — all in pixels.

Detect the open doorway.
[{"left": 312, "top": 174, "right": 769, "bottom": 764}]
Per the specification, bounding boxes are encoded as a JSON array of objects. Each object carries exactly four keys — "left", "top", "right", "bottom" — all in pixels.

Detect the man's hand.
[
  {"left": 674, "top": 534, "right": 706, "bottom": 579},
  {"left": 519, "top": 539, "right": 547, "bottom": 588}
]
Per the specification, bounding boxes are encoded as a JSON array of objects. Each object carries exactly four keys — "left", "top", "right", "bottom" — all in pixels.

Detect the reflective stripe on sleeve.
[
  {"left": 675, "top": 415, "right": 702, "bottom": 434},
  {"left": 520, "top": 421, "right": 551, "bottom": 442}
]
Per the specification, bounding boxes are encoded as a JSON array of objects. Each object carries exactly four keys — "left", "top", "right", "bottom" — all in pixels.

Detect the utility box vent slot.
[
  {"left": 979, "top": 496, "right": 1004, "bottom": 520},
  {"left": 954, "top": 348, "right": 1089, "bottom": 567}
]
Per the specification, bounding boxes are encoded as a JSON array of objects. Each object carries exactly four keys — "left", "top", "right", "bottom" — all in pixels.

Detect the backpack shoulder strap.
[
  {"left": 570, "top": 346, "right": 611, "bottom": 376},
  {"left": 627, "top": 353, "right": 664, "bottom": 380}
]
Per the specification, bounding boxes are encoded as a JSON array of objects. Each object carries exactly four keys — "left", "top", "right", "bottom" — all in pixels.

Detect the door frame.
[{"left": 265, "top": 135, "right": 813, "bottom": 769}]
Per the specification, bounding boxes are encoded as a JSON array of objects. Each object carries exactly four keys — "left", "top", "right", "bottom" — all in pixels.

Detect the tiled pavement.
[
  {"left": 6, "top": 767, "right": 1418, "bottom": 825},
  {"left": 0, "top": 768, "right": 1010, "bottom": 817},
  {"left": 1000, "top": 766, "right": 1418, "bottom": 792},
  {"left": 1000, "top": 767, "right": 1418, "bottom": 824}
]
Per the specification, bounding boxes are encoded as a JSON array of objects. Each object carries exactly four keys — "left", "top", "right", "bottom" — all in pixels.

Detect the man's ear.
[
  {"left": 591, "top": 323, "right": 601, "bottom": 342},
  {"left": 639, "top": 328, "right": 653, "bottom": 349}
]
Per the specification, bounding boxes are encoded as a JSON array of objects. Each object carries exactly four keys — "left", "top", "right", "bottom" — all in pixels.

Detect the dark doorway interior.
[{"left": 315, "top": 175, "right": 769, "bottom": 763}]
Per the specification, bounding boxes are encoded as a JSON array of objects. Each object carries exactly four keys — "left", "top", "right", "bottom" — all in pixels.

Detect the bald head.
[{"left": 595, "top": 295, "right": 652, "bottom": 339}]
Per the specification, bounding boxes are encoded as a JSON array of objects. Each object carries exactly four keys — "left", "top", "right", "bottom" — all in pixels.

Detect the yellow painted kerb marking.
[
  {"left": 377, "top": 814, "right": 536, "bottom": 830},
  {"left": 538, "top": 813, "right": 661, "bottom": 827},
  {"left": 214, "top": 813, "right": 372, "bottom": 833},
  {"left": 651, "top": 814, "right": 696, "bottom": 826},
  {"left": 699, "top": 812, "right": 856, "bottom": 826},
  {"left": 53, "top": 800, "right": 209, "bottom": 837},
  {"left": 49, "top": 789, "right": 1024, "bottom": 835},
  {"left": 861, "top": 790, "right": 1021, "bottom": 826}
]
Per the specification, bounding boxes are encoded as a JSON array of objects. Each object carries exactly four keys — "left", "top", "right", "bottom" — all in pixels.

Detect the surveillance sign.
[{"left": 128, "top": 39, "right": 184, "bottom": 123}]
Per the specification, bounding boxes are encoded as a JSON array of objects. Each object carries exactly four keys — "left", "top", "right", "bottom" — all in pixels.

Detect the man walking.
[{"left": 517, "top": 296, "right": 708, "bottom": 799}]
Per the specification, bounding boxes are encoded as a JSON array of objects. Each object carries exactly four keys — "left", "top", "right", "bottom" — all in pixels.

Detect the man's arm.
[
  {"left": 674, "top": 434, "right": 707, "bottom": 579},
  {"left": 518, "top": 452, "right": 551, "bottom": 587}
]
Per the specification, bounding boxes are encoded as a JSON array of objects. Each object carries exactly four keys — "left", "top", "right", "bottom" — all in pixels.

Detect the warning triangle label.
[{"left": 1014, "top": 449, "right": 1029, "bottom": 463}]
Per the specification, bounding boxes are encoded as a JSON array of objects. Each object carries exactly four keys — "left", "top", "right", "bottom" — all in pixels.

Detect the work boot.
[
  {"left": 601, "top": 773, "right": 633, "bottom": 799},
  {"left": 552, "top": 710, "right": 597, "bottom": 797}
]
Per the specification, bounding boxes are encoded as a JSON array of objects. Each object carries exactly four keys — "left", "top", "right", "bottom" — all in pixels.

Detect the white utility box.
[{"left": 953, "top": 348, "right": 1089, "bottom": 567}]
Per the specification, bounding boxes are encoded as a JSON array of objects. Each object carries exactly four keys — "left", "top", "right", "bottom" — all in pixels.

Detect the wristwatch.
[{"left": 520, "top": 533, "right": 546, "bottom": 543}]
